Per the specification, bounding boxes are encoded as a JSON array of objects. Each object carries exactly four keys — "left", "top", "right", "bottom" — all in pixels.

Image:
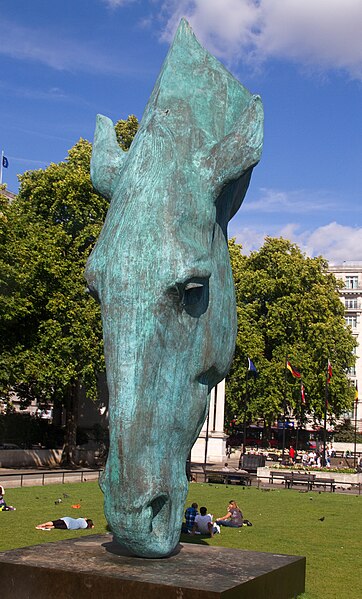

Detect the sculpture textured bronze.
[{"left": 85, "top": 19, "right": 263, "bottom": 558}]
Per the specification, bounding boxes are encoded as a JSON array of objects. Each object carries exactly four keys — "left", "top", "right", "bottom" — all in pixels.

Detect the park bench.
[
  {"left": 313, "top": 477, "right": 336, "bottom": 492},
  {"left": 284, "top": 472, "right": 315, "bottom": 490},
  {"left": 269, "top": 470, "right": 288, "bottom": 484},
  {"left": 204, "top": 468, "right": 251, "bottom": 486}
]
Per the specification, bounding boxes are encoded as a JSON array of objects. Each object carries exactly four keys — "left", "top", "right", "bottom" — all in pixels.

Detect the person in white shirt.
[{"left": 192, "top": 507, "right": 220, "bottom": 537}]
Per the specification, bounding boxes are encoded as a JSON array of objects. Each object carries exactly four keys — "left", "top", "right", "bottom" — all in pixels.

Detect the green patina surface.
[{"left": 85, "top": 19, "right": 263, "bottom": 558}]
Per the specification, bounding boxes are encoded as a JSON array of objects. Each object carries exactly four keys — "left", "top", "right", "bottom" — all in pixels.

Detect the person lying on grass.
[{"left": 36, "top": 517, "right": 94, "bottom": 530}]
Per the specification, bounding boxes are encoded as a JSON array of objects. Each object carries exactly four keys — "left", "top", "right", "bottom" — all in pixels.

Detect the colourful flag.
[
  {"left": 286, "top": 361, "right": 301, "bottom": 379},
  {"left": 327, "top": 360, "right": 332, "bottom": 383},
  {"left": 2, "top": 155, "right": 8, "bottom": 168},
  {"left": 301, "top": 383, "right": 306, "bottom": 404},
  {"left": 355, "top": 384, "right": 358, "bottom": 403},
  {"left": 248, "top": 358, "right": 258, "bottom": 375}
]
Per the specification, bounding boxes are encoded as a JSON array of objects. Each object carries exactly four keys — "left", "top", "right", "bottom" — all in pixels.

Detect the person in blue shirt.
[
  {"left": 36, "top": 517, "right": 94, "bottom": 530},
  {"left": 182, "top": 502, "right": 198, "bottom": 533}
]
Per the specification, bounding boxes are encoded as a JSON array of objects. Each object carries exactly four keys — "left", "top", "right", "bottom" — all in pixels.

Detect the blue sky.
[{"left": 1, "top": 0, "right": 361, "bottom": 262}]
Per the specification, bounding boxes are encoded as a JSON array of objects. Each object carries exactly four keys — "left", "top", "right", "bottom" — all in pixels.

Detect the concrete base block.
[{"left": 0, "top": 534, "right": 305, "bottom": 598}]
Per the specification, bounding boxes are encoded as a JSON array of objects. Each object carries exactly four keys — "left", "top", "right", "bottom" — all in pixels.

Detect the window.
[
  {"left": 345, "top": 298, "right": 357, "bottom": 309},
  {"left": 345, "top": 315, "right": 357, "bottom": 328},
  {"left": 345, "top": 276, "right": 358, "bottom": 289},
  {"left": 348, "top": 366, "right": 356, "bottom": 376}
]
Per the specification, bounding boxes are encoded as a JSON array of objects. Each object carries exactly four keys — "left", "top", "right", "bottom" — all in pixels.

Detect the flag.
[
  {"left": 301, "top": 383, "right": 306, "bottom": 404},
  {"left": 327, "top": 360, "right": 332, "bottom": 383},
  {"left": 286, "top": 361, "right": 301, "bottom": 379},
  {"left": 355, "top": 384, "right": 358, "bottom": 403},
  {"left": 248, "top": 358, "right": 258, "bottom": 375},
  {"left": 2, "top": 155, "right": 8, "bottom": 168}
]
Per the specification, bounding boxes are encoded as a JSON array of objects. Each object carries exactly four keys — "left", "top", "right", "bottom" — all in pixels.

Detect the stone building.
[{"left": 329, "top": 262, "right": 362, "bottom": 432}]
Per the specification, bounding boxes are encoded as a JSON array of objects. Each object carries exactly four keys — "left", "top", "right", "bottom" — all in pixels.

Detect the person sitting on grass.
[
  {"left": 182, "top": 502, "right": 198, "bottom": 533},
  {"left": 216, "top": 500, "right": 243, "bottom": 528},
  {"left": 191, "top": 506, "right": 220, "bottom": 537},
  {"left": 0, "top": 485, "right": 16, "bottom": 511},
  {"left": 36, "top": 517, "right": 94, "bottom": 530}
]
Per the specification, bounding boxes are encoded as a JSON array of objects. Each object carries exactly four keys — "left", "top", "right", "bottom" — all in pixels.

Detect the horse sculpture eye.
[
  {"left": 183, "top": 282, "right": 204, "bottom": 306},
  {"left": 181, "top": 278, "right": 209, "bottom": 317}
]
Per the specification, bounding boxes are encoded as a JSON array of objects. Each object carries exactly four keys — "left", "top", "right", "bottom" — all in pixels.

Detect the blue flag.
[
  {"left": 2, "top": 155, "right": 8, "bottom": 168},
  {"left": 248, "top": 358, "right": 258, "bottom": 375}
]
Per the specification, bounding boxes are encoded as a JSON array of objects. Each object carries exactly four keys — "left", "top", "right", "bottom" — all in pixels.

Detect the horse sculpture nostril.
[{"left": 149, "top": 494, "right": 168, "bottom": 533}]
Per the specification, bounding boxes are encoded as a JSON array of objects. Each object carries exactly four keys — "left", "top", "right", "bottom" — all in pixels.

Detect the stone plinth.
[{"left": 0, "top": 534, "right": 305, "bottom": 599}]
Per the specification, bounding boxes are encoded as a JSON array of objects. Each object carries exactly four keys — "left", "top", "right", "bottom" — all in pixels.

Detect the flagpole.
[
  {"left": 354, "top": 394, "right": 358, "bottom": 469},
  {"left": 243, "top": 370, "right": 250, "bottom": 456},
  {"left": 323, "top": 362, "right": 328, "bottom": 467},
  {"left": 0, "top": 150, "right": 3, "bottom": 185},
  {"left": 295, "top": 383, "right": 301, "bottom": 458},
  {"left": 282, "top": 353, "right": 288, "bottom": 462},
  {"left": 203, "top": 404, "right": 210, "bottom": 478}
]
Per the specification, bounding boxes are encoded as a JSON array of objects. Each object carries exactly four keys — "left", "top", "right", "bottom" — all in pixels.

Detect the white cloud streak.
[
  {"left": 0, "top": 19, "right": 136, "bottom": 75},
  {"left": 242, "top": 187, "right": 339, "bottom": 214},
  {"left": 7, "top": 156, "right": 48, "bottom": 167},
  {"left": 102, "top": 0, "right": 136, "bottom": 6},
  {"left": 159, "top": 0, "right": 362, "bottom": 79}
]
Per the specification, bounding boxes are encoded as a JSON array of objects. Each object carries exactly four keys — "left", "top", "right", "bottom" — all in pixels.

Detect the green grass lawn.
[{"left": 0, "top": 482, "right": 361, "bottom": 599}]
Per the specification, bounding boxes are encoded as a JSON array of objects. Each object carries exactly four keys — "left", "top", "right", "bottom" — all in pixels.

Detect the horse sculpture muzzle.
[{"left": 85, "top": 18, "right": 263, "bottom": 557}]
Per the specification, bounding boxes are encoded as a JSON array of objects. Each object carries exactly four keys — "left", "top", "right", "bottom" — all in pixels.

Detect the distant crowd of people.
[{"left": 290, "top": 443, "right": 336, "bottom": 468}]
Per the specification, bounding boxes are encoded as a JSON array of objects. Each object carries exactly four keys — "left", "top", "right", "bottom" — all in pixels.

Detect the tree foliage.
[
  {"left": 0, "top": 115, "right": 139, "bottom": 458},
  {"left": 114, "top": 115, "right": 139, "bottom": 151},
  {"left": 226, "top": 237, "right": 357, "bottom": 427}
]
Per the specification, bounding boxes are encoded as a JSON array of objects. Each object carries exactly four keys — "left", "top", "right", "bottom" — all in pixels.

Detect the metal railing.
[{"left": 0, "top": 469, "right": 103, "bottom": 488}]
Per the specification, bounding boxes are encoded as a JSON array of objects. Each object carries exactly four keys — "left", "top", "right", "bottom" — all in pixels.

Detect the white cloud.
[
  {"left": 159, "top": 0, "right": 362, "bottom": 79},
  {"left": 229, "top": 221, "right": 362, "bottom": 263},
  {"left": 303, "top": 222, "right": 362, "bottom": 262}
]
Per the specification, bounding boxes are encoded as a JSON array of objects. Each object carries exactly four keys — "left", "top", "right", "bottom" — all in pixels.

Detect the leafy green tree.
[
  {"left": 0, "top": 116, "right": 138, "bottom": 463},
  {"left": 115, "top": 115, "right": 139, "bottom": 150},
  {"left": 226, "top": 237, "right": 357, "bottom": 430},
  {"left": 333, "top": 418, "right": 362, "bottom": 443}
]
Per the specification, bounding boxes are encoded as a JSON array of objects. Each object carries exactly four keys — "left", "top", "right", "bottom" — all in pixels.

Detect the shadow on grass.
[{"left": 179, "top": 533, "right": 213, "bottom": 546}]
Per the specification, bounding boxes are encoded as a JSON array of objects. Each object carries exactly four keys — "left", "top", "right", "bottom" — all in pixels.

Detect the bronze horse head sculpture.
[{"left": 85, "top": 19, "right": 263, "bottom": 557}]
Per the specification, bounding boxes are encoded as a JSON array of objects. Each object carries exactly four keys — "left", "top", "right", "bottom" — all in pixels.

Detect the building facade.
[
  {"left": 191, "top": 380, "right": 227, "bottom": 463},
  {"left": 329, "top": 262, "right": 362, "bottom": 432}
]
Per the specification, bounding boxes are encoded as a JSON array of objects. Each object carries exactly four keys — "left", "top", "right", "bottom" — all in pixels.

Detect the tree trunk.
[{"left": 61, "top": 381, "right": 79, "bottom": 467}]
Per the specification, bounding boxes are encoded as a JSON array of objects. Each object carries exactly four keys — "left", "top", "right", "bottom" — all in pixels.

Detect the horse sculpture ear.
[
  {"left": 206, "top": 94, "right": 264, "bottom": 217},
  {"left": 91, "top": 114, "right": 126, "bottom": 200}
]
